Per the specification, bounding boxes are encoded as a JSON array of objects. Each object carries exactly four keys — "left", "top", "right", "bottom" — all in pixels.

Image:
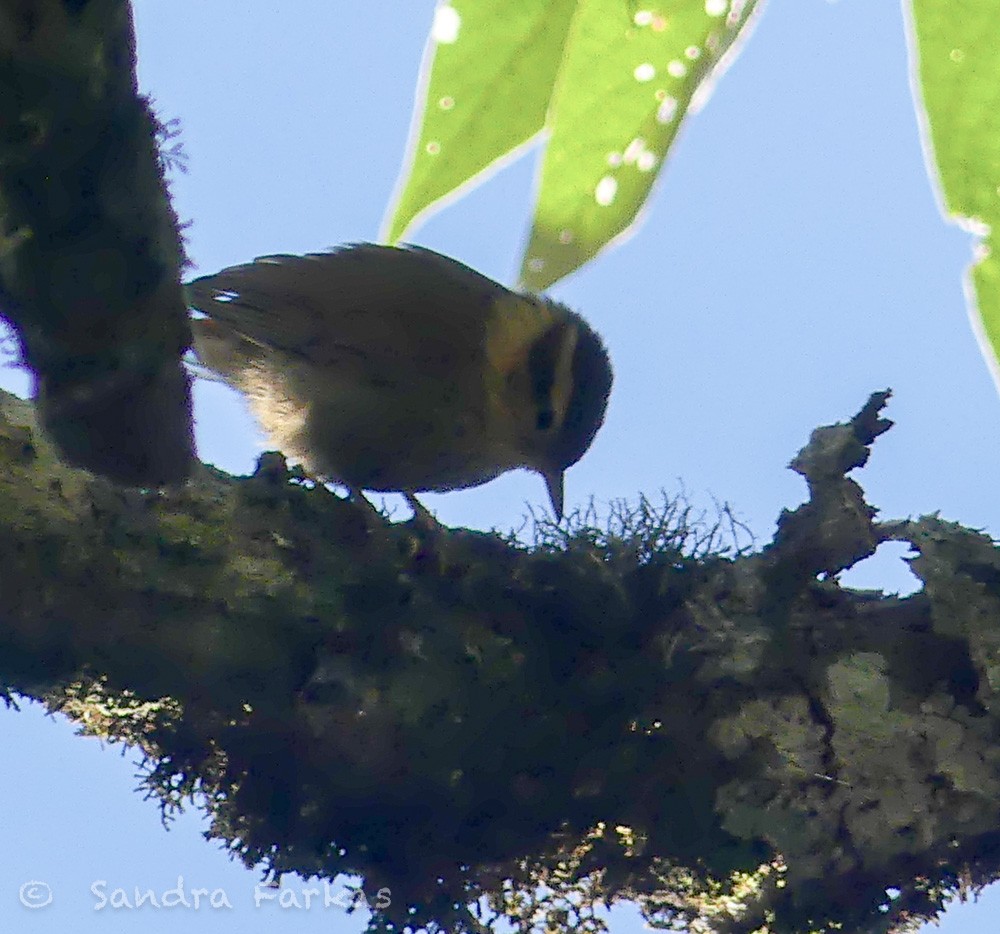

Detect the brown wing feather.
[{"left": 186, "top": 243, "right": 510, "bottom": 370}]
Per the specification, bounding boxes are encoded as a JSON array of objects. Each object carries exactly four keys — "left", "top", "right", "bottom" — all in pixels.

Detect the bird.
[{"left": 186, "top": 243, "right": 612, "bottom": 519}]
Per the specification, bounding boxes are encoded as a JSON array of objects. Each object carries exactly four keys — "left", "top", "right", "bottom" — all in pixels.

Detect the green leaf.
[
  {"left": 384, "top": 1, "right": 761, "bottom": 289},
  {"left": 382, "top": 0, "right": 579, "bottom": 244},
  {"left": 909, "top": 0, "right": 1000, "bottom": 381},
  {"left": 520, "top": 0, "right": 762, "bottom": 290}
]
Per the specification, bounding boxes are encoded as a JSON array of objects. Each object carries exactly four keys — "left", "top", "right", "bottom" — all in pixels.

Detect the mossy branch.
[
  {"left": 2, "top": 388, "right": 1000, "bottom": 934},
  {"left": 0, "top": 0, "right": 192, "bottom": 485}
]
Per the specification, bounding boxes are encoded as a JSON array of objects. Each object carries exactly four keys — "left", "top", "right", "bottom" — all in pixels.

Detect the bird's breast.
[{"left": 238, "top": 354, "right": 518, "bottom": 493}]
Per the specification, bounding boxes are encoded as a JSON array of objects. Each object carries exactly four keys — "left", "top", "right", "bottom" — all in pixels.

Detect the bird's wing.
[{"left": 186, "top": 244, "right": 510, "bottom": 368}]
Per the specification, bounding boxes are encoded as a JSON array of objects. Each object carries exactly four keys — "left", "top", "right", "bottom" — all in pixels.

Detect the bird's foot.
[{"left": 404, "top": 492, "right": 442, "bottom": 530}]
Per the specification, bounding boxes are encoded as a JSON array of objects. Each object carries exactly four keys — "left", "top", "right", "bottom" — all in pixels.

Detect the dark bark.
[
  {"left": 0, "top": 0, "right": 193, "bottom": 485},
  {"left": 2, "top": 389, "right": 999, "bottom": 934}
]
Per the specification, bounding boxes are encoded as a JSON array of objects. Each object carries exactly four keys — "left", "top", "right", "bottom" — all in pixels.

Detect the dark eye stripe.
[
  {"left": 553, "top": 311, "right": 612, "bottom": 468},
  {"left": 527, "top": 322, "right": 565, "bottom": 405}
]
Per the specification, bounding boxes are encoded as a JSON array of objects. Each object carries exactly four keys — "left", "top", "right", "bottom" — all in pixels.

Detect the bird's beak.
[{"left": 542, "top": 468, "right": 564, "bottom": 520}]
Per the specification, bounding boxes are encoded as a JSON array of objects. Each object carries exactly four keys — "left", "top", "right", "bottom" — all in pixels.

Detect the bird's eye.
[{"left": 536, "top": 409, "right": 554, "bottom": 431}]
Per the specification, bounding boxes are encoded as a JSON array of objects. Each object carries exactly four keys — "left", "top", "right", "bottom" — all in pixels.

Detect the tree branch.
[
  {"left": 0, "top": 0, "right": 192, "bottom": 485},
  {"left": 2, "top": 388, "right": 998, "bottom": 934}
]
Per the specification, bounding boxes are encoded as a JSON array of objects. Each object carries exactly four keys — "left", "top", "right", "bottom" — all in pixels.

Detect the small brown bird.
[{"left": 187, "top": 244, "right": 612, "bottom": 518}]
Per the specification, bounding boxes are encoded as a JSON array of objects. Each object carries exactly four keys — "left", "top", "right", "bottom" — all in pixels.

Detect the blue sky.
[{"left": 2, "top": 0, "right": 998, "bottom": 930}]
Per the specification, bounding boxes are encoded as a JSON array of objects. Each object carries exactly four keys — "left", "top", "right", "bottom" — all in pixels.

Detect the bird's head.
[{"left": 490, "top": 297, "right": 612, "bottom": 519}]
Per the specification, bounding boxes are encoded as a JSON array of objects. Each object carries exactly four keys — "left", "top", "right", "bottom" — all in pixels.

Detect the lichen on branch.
[{"left": 2, "top": 389, "right": 999, "bottom": 934}]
